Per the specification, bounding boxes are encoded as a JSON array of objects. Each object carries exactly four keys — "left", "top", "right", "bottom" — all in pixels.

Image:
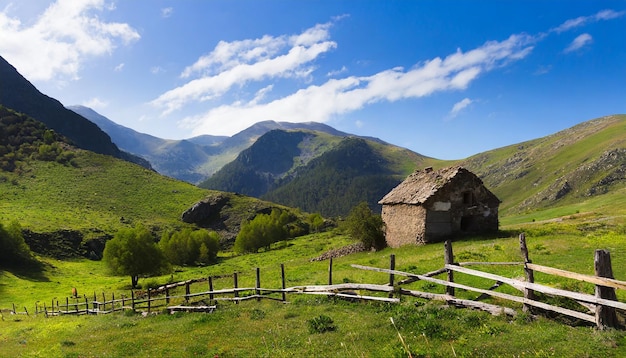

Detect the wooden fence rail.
[{"left": 4, "top": 233, "right": 624, "bottom": 330}]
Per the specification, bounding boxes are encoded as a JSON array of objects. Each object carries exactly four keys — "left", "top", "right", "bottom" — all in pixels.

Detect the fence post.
[
  {"left": 12, "top": 303, "right": 16, "bottom": 315},
  {"left": 93, "top": 292, "right": 98, "bottom": 312},
  {"left": 328, "top": 257, "right": 333, "bottom": 285},
  {"left": 256, "top": 268, "right": 261, "bottom": 301},
  {"left": 389, "top": 254, "right": 396, "bottom": 298},
  {"left": 165, "top": 287, "right": 170, "bottom": 305},
  {"left": 147, "top": 288, "right": 151, "bottom": 314},
  {"left": 281, "top": 264, "right": 286, "bottom": 302},
  {"left": 84, "top": 296, "right": 89, "bottom": 314},
  {"left": 185, "top": 282, "right": 190, "bottom": 303},
  {"left": 444, "top": 240, "right": 455, "bottom": 296},
  {"left": 519, "top": 233, "right": 535, "bottom": 312},
  {"left": 102, "top": 292, "right": 106, "bottom": 312},
  {"left": 209, "top": 277, "right": 214, "bottom": 301},
  {"left": 112, "top": 292, "right": 115, "bottom": 313},
  {"left": 595, "top": 249, "right": 618, "bottom": 329},
  {"left": 234, "top": 273, "right": 239, "bottom": 304},
  {"left": 131, "top": 290, "right": 135, "bottom": 311}
]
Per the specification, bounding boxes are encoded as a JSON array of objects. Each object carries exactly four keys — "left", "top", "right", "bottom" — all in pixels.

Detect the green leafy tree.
[
  {"left": 0, "top": 221, "right": 38, "bottom": 268},
  {"left": 308, "top": 213, "right": 325, "bottom": 233},
  {"left": 344, "top": 202, "right": 386, "bottom": 250},
  {"left": 233, "top": 209, "right": 290, "bottom": 254},
  {"left": 103, "top": 225, "right": 170, "bottom": 288},
  {"left": 160, "top": 228, "right": 220, "bottom": 266}
]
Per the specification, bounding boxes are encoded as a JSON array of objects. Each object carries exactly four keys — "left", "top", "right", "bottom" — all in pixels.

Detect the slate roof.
[{"left": 378, "top": 166, "right": 497, "bottom": 205}]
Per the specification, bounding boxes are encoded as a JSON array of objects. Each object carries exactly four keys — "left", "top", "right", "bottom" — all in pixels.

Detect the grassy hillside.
[
  {"left": 462, "top": 115, "right": 626, "bottom": 221},
  {"left": 2, "top": 224, "right": 626, "bottom": 356}
]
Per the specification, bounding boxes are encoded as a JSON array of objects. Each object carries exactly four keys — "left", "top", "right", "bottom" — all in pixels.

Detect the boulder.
[{"left": 181, "top": 194, "right": 230, "bottom": 224}]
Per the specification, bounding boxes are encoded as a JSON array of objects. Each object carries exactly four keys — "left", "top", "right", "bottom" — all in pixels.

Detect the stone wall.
[{"left": 381, "top": 204, "right": 426, "bottom": 247}]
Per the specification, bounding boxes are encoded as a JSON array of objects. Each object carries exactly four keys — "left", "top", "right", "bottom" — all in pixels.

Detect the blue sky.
[{"left": 0, "top": 1, "right": 624, "bottom": 159}]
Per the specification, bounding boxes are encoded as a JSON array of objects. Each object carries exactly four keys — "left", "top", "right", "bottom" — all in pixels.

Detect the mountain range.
[
  {"left": 69, "top": 105, "right": 353, "bottom": 184},
  {"left": 1, "top": 53, "right": 624, "bottom": 222}
]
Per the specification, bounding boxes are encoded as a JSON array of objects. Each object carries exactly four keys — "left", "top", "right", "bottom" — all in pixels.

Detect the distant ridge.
[{"left": 71, "top": 105, "right": 357, "bottom": 183}]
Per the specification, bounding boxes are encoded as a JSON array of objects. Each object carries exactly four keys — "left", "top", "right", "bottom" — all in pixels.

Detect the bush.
[
  {"left": 0, "top": 220, "right": 38, "bottom": 268},
  {"left": 343, "top": 202, "right": 386, "bottom": 250},
  {"left": 307, "top": 314, "right": 337, "bottom": 333},
  {"left": 160, "top": 228, "right": 220, "bottom": 266},
  {"left": 233, "top": 209, "right": 291, "bottom": 254}
]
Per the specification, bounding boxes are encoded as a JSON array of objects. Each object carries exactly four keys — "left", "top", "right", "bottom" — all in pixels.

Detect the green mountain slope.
[
  {"left": 461, "top": 115, "right": 626, "bottom": 217},
  {"left": 0, "top": 109, "right": 302, "bottom": 254},
  {"left": 201, "top": 129, "right": 444, "bottom": 217}
]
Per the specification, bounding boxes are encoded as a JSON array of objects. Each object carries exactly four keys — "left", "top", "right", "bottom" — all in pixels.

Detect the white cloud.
[
  {"left": 552, "top": 9, "right": 625, "bottom": 33},
  {"left": 114, "top": 63, "right": 125, "bottom": 72},
  {"left": 161, "top": 7, "right": 173, "bottom": 18},
  {"left": 564, "top": 33, "right": 593, "bottom": 53},
  {"left": 83, "top": 97, "right": 108, "bottom": 109},
  {"left": 151, "top": 66, "right": 165, "bottom": 74},
  {"left": 179, "top": 34, "right": 535, "bottom": 136},
  {"left": 0, "top": 0, "right": 140, "bottom": 82},
  {"left": 151, "top": 21, "right": 338, "bottom": 115},
  {"left": 449, "top": 98, "right": 473, "bottom": 118},
  {"left": 327, "top": 65, "right": 348, "bottom": 77}
]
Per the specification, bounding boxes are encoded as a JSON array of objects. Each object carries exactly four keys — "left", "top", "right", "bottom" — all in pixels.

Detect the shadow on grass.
[{"left": 2, "top": 260, "right": 50, "bottom": 282}]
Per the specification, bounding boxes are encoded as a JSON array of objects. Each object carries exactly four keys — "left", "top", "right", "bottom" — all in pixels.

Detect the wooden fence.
[{"left": 4, "top": 234, "right": 625, "bottom": 329}]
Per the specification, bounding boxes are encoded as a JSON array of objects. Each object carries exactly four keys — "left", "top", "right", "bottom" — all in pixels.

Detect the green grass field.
[{"left": 2, "top": 222, "right": 626, "bottom": 357}]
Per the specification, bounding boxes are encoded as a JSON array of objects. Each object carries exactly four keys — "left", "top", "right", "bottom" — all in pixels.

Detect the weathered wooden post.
[
  {"left": 281, "top": 264, "right": 286, "bottom": 302},
  {"left": 389, "top": 254, "right": 396, "bottom": 298},
  {"left": 93, "top": 292, "right": 98, "bottom": 311},
  {"left": 208, "top": 277, "right": 214, "bottom": 301},
  {"left": 165, "top": 287, "right": 170, "bottom": 305},
  {"left": 112, "top": 292, "right": 115, "bottom": 312},
  {"left": 147, "top": 288, "right": 152, "bottom": 314},
  {"left": 12, "top": 303, "right": 16, "bottom": 315},
  {"left": 444, "top": 240, "right": 455, "bottom": 296},
  {"left": 43, "top": 303, "right": 47, "bottom": 318},
  {"left": 102, "top": 292, "right": 106, "bottom": 312},
  {"left": 233, "top": 272, "right": 239, "bottom": 304},
  {"left": 84, "top": 296, "right": 89, "bottom": 314},
  {"left": 185, "top": 282, "right": 191, "bottom": 303},
  {"left": 328, "top": 257, "right": 333, "bottom": 285},
  {"left": 256, "top": 267, "right": 261, "bottom": 301},
  {"left": 65, "top": 297, "right": 69, "bottom": 313},
  {"left": 130, "top": 290, "right": 135, "bottom": 311},
  {"left": 519, "top": 233, "right": 535, "bottom": 312},
  {"left": 595, "top": 249, "right": 618, "bottom": 329}
]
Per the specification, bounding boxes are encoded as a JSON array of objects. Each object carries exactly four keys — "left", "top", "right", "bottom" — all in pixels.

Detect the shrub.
[
  {"left": 307, "top": 314, "right": 337, "bottom": 334},
  {"left": 160, "top": 228, "right": 220, "bottom": 266},
  {"left": 0, "top": 220, "right": 38, "bottom": 268},
  {"left": 343, "top": 202, "right": 386, "bottom": 250},
  {"left": 233, "top": 209, "right": 291, "bottom": 254}
]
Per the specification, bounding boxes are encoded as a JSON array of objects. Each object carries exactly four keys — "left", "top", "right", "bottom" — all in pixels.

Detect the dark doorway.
[{"left": 460, "top": 216, "right": 474, "bottom": 231}]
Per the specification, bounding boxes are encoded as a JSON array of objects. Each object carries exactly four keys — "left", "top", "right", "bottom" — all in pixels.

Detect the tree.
[
  {"left": 344, "top": 202, "right": 386, "bottom": 250},
  {"left": 160, "top": 228, "right": 220, "bottom": 266},
  {"left": 103, "top": 225, "right": 170, "bottom": 288},
  {"left": 233, "top": 209, "right": 289, "bottom": 254},
  {"left": 0, "top": 220, "right": 38, "bottom": 268}
]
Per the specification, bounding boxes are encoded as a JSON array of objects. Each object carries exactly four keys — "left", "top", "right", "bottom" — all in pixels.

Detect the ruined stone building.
[{"left": 378, "top": 166, "right": 500, "bottom": 247}]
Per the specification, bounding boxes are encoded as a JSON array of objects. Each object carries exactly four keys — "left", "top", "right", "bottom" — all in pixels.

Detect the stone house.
[{"left": 378, "top": 166, "right": 500, "bottom": 247}]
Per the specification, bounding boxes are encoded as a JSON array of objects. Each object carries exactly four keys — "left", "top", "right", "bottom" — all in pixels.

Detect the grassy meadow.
[{"left": 3, "top": 216, "right": 626, "bottom": 357}]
